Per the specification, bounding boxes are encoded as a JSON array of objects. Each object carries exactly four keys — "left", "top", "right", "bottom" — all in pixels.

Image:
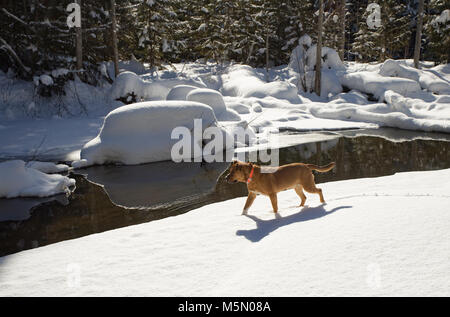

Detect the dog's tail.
[{"left": 306, "top": 162, "right": 335, "bottom": 173}]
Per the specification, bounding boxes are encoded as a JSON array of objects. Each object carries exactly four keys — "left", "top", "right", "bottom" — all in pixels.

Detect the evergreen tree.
[
  {"left": 424, "top": 0, "right": 450, "bottom": 63},
  {"left": 134, "top": 0, "right": 179, "bottom": 68},
  {"left": 353, "top": 0, "right": 411, "bottom": 62}
]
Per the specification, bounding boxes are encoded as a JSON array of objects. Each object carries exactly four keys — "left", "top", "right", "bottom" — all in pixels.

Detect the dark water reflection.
[
  {"left": 83, "top": 161, "right": 230, "bottom": 208},
  {"left": 1, "top": 130, "right": 450, "bottom": 256}
]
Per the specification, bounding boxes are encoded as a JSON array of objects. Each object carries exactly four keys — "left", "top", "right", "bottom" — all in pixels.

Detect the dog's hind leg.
[
  {"left": 294, "top": 185, "right": 307, "bottom": 206},
  {"left": 242, "top": 192, "right": 257, "bottom": 215},
  {"left": 269, "top": 193, "right": 278, "bottom": 213},
  {"left": 303, "top": 183, "right": 325, "bottom": 203},
  {"left": 303, "top": 173, "right": 325, "bottom": 203}
]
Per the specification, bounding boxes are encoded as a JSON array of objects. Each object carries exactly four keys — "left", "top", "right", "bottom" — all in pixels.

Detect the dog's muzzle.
[{"left": 225, "top": 175, "right": 237, "bottom": 184}]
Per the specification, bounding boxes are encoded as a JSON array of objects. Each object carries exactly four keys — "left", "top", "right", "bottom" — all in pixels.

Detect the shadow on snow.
[{"left": 236, "top": 204, "right": 352, "bottom": 242}]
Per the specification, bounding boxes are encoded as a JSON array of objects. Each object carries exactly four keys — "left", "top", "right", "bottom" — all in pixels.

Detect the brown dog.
[{"left": 225, "top": 161, "right": 335, "bottom": 214}]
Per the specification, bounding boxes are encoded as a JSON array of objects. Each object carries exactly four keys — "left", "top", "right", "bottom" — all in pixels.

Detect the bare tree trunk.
[
  {"left": 314, "top": 0, "right": 324, "bottom": 96},
  {"left": 413, "top": 0, "right": 424, "bottom": 69},
  {"left": 110, "top": 0, "right": 119, "bottom": 77},
  {"left": 338, "top": 0, "right": 346, "bottom": 61},
  {"left": 265, "top": 20, "right": 270, "bottom": 82},
  {"left": 75, "top": 0, "right": 83, "bottom": 70}
]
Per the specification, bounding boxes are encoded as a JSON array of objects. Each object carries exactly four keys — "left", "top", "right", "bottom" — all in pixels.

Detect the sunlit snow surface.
[{"left": 0, "top": 169, "right": 449, "bottom": 296}]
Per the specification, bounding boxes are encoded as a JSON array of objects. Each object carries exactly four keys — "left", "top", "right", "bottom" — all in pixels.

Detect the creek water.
[{"left": 1, "top": 128, "right": 450, "bottom": 256}]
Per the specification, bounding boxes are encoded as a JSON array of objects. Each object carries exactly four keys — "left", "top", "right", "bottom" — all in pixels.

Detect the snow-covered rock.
[
  {"left": 186, "top": 88, "right": 227, "bottom": 115},
  {"left": 379, "top": 59, "right": 450, "bottom": 95},
  {"left": 77, "top": 101, "right": 233, "bottom": 166},
  {"left": 110, "top": 71, "right": 162, "bottom": 101},
  {"left": 39, "top": 75, "right": 54, "bottom": 86},
  {"left": 1, "top": 169, "right": 449, "bottom": 296},
  {"left": 0, "top": 160, "right": 75, "bottom": 198},
  {"left": 186, "top": 88, "right": 241, "bottom": 121},
  {"left": 222, "top": 65, "right": 301, "bottom": 103},
  {"left": 166, "top": 85, "right": 199, "bottom": 101}
]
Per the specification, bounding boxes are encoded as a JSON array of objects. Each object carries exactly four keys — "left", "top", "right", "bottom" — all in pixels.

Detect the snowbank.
[
  {"left": 186, "top": 88, "right": 241, "bottom": 121},
  {"left": 26, "top": 161, "right": 70, "bottom": 174},
  {"left": 380, "top": 59, "right": 450, "bottom": 95},
  {"left": 330, "top": 90, "right": 370, "bottom": 105},
  {"left": 308, "top": 99, "right": 450, "bottom": 133},
  {"left": 1, "top": 169, "right": 449, "bottom": 296},
  {"left": 224, "top": 101, "right": 251, "bottom": 114},
  {"left": 0, "top": 117, "right": 103, "bottom": 162},
  {"left": 340, "top": 71, "right": 421, "bottom": 99},
  {"left": 383, "top": 90, "right": 450, "bottom": 121},
  {"left": 77, "top": 101, "right": 232, "bottom": 166},
  {"left": 0, "top": 160, "right": 75, "bottom": 198}
]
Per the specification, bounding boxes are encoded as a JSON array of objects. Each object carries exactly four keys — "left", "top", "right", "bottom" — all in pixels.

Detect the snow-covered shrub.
[
  {"left": 305, "top": 46, "right": 345, "bottom": 71},
  {"left": 288, "top": 35, "right": 344, "bottom": 95},
  {"left": 33, "top": 71, "right": 72, "bottom": 98},
  {"left": 78, "top": 101, "right": 233, "bottom": 166},
  {"left": 288, "top": 35, "right": 312, "bottom": 74}
]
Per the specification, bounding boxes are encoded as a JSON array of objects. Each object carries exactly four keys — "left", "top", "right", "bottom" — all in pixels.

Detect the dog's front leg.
[
  {"left": 269, "top": 193, "right": 278, "bottom": 213},
  {"left": 242, "top": 192, "right": 257, "bottom": 215}
]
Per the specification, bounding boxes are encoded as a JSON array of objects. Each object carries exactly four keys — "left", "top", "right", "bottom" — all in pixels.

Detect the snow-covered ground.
[
  {"left": 0, "top": 117, "right": 103, "bottom": 161},
  {"left": 1, "top": 169, "right": 449, "bottom": 296}
]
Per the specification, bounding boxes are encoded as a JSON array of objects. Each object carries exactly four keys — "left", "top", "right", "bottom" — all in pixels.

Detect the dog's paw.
[{"left": 241, "top": 209, "right": 248, "bottom": 215}]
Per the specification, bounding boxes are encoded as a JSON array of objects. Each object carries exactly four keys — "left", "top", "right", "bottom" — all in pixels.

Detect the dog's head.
[{"left": 225, "top": 161, "right": 253, "bottom": 184}]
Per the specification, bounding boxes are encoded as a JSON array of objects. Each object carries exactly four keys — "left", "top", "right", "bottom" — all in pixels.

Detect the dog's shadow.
[{"left": 236, "top": 205, "right": 352, "bottom": 242}]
